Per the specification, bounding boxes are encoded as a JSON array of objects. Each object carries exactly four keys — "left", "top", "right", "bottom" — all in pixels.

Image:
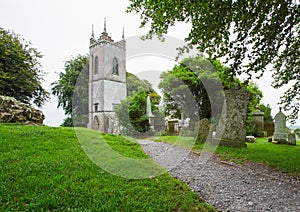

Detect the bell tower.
[{"left": 88, "top": 19, "right": 127, "bottom": 133}]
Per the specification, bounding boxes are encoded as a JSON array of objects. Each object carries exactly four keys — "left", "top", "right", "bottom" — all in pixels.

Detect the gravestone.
[
  {"left": 272, "top": 109, "right": 288, "bottom": 144},
  {"left": 167, "top": 119, "right": 179, "bottom": 135},
  {"left": 272, "top": 109, "right": 296, "bottom": 145},
  {"left": 264, "top": 121, "right": 274, "bottom": 137},
  {"left": 213, "top": 86, "right": 251, "bottom": 148},
  {"left": 252, "top": 107, "right": 264, "bottom": 137}
]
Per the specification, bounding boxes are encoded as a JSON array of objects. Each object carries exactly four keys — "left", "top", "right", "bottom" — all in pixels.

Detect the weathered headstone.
[
  {"left": 272, "top": 109, "right": 296, "bottom": 145},
  {"left": 167, "top": 119, "right": 179, "bottom": 135},
  {"left": 252, "top": 107, "right": 264, "bottom": 137},
  {"left": 288, "top": 133, "right": 296, "bottom": 145},
  {"left": 264, "top": 121, "right": 274, "bottom": 137},
  {"left": 272, "top": 109, "right": 288, "bottom": 144},
  {"left": 213, "top": 86, "right": 251, "bottom": 148}
]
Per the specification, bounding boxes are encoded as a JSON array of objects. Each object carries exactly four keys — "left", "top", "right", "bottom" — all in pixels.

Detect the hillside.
[{"left": 0, "top": 124, "right": 214, "bottom": 211}]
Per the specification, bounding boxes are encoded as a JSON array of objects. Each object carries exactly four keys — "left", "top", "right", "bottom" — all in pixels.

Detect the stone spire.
[
  {"left": 91, "top": 24, "right": 94, "bottom": 38},
  {"left": 99, "top": 18, "right": 113, "bottom": 42},
  {"left": 90, "top": 24, "right": 96, "bottom": 45},
  {"left": 103, "top": 18, "right": 107, "bottom": 33},
  {"left": 122, "top": 27, "right": 125, "bottom": 40}
]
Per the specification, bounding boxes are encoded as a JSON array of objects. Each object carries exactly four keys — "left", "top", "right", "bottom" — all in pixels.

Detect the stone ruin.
[
  {"left": 272, "top": 109, "right": 296, "bottom": 145},
  {"left": 0, "top": 96, "right": 45, "bottom": 125}
]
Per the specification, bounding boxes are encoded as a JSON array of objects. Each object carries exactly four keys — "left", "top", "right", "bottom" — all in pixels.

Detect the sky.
[{"left": 0, "top": 0, "right": 299, "bottom": 126}]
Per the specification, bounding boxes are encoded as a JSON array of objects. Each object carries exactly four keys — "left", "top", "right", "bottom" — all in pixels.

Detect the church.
[{"left": 87, "top": 19, "right": 127, "bottom": 133}]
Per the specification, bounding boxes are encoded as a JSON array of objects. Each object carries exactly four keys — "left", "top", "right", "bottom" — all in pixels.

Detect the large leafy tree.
[
  {"left": 126, "top": 72, "right": 153, "bottom": 96},
  {"left": 159, "top": 57, "right": 262, "bottom": 123},
  {"left": 51, "top": 55, "right": 89, "bottom": 127},
  {"left": 0, "top": 27, "right": 48, "bottom": 106},
  {"left": 127, "top": 0, "right": 300, "bottom": 123}
]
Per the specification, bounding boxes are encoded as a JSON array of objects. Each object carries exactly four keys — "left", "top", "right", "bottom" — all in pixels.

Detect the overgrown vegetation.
[{"left": 0, "top": 125, "right": 214, "bottom": 211}]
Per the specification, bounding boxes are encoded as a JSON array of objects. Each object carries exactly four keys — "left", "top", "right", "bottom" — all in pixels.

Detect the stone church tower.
[{"left": 87, "top": 20, "right": 126, "bottom": 133}]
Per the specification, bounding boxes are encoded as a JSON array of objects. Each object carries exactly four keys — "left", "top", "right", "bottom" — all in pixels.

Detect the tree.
[
  {"left": 51, "top": 55, "right": 89, "bottom": 127},
  {"left": 259, "top": 104, "right": 274, "bottom": 121},
  {"left": 159, "top": 57, "right": 262, "bottom": 123},
  {"left": 0, "top": 27, "right": 48, "bottom": 106},
  {"left": 115, "top": 73, "right": 160, "bottom": 136},
  {"left": 127, "top": 1, "right": 300, "bottom": 122},
  {"left": 126, "top": 72, "right": 153, "bottom": 96}
]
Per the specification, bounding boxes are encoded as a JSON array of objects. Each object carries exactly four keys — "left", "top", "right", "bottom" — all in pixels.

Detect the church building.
[{"left": 87, "top": 19, "right": 127, "bottom": 133}]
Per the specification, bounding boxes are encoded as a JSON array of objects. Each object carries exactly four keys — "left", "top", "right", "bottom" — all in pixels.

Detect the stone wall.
[{"left": 0, "top": 96, "right": 45, "bottom": 125}]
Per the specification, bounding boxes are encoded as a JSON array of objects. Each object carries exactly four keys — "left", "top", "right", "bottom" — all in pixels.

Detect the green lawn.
[
  {"left": 0, "top": 125, "right": 215, "bottom": 211},
  {"left": 152, "top": 136, "right": 300, "bottom": 176}
]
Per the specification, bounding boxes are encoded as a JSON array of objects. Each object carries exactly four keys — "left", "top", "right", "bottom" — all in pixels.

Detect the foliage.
[
  {"left": 159, "top": 57, "right": 262, "bottom": 123},
  {"left": 127, "top": 0, "right": 300, "bottom": 122},
  {"left": 116, "top": 72, "right": 161, "bottom": 136},
  {"left": 126, "top": 72, "right": 153, "bottom": 96},
  {"left": 294, "top": 128, "right": 300, "bottom": 137},
  {"left": 51, "top": 55, "right": 89, "bottom": 127},
  {"left": 115, "top": 88, "right": 160, "bottom": 136},
  {"left": 0, "top": 125, "right": 215, "bottom": 211},
  {"left": 60, "top": 117, "right": 73, "bottom": 127},
  {"left": 260, "top": 104, "right": 274, "bottom": 121},
  {"left": 0, "top": 27, "right": 49, "bottom": 106}
]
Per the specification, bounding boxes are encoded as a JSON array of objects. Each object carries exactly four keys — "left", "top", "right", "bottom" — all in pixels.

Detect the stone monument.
[
  {"left": 146, "top": 96, "right": 155, "bottom": 131},
  {"left": 252, "top": 106, "right": 264, "bottom": 137},
  {"left": 272, "top": 109, "right": 296, "bottom": 145},
  {"left": 213, "top": 86, "right": 252, "bottom": 147}
]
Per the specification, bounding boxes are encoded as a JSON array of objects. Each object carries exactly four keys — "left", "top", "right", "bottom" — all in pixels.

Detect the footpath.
[{"left": 138, "top": 140, "right": 300, "bottom": 211}]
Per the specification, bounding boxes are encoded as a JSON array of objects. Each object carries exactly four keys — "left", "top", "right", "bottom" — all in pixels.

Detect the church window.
[
  {"left": 94, "top": 103, "right": 99, "bottom": 112},
  {"left": 94, "top": 56, "right": 99, "bottom": 74},
  {"left": 112, "top": 57, "right": 119, "bottom": 75}
]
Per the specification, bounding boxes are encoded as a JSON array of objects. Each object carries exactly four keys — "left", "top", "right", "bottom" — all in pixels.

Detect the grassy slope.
[
  {"left": 153, "top": 136, "right": 300, "bottom": 175},
  {"left": 0, "top": 125, "right": 215, "bottom": 211}
]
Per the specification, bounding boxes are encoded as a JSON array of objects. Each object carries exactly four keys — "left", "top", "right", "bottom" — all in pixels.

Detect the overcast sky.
[{"left": 1, "top": 0, "right": 299, "bottom": 126}]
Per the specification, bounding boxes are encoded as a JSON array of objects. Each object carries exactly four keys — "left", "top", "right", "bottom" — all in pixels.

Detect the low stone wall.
[{"left": 0, "top": 96, "right": 44, "bottom": 125}]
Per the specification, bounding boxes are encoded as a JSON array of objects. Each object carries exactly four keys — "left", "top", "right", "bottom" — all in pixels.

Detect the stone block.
[{"left": 246, "top": 136, "right": 256, "bottom": 143}]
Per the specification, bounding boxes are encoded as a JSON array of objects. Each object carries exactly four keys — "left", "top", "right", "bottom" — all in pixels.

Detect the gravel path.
[{"left": 138, "top": 140, "right": 300, "bottom": 212}]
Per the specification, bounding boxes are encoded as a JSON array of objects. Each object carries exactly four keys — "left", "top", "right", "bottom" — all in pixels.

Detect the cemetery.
[{"left": 1, "top": 1, "right": 300, "bottom": 211}]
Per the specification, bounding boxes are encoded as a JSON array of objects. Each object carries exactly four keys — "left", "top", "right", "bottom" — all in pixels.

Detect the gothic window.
[
  {"left": 94, "top": 56, "right": 99, "bottom": 74},
  {"left": 112, "top": 57, "right": 119, "bottom": 75}
]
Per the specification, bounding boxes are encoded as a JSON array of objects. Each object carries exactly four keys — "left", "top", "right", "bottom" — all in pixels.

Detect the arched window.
[
  {"left": 112, "top": 57, "right": 119, "bottom": 75},
  {"left": 94, "top": 56, "right": 99, "bottom": 74}
]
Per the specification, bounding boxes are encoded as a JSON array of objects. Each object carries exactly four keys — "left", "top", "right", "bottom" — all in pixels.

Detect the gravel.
[{"left": 138, "top": 140, "right": 300, "bottom": 212}]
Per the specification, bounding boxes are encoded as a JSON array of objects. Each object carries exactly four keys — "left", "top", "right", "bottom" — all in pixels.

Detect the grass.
[
  {"left": 151, "top": 136, "right": 300, "bottom": 175},
  {"left": 0, "top": 124, "right": 215, "bottom": 211}
]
